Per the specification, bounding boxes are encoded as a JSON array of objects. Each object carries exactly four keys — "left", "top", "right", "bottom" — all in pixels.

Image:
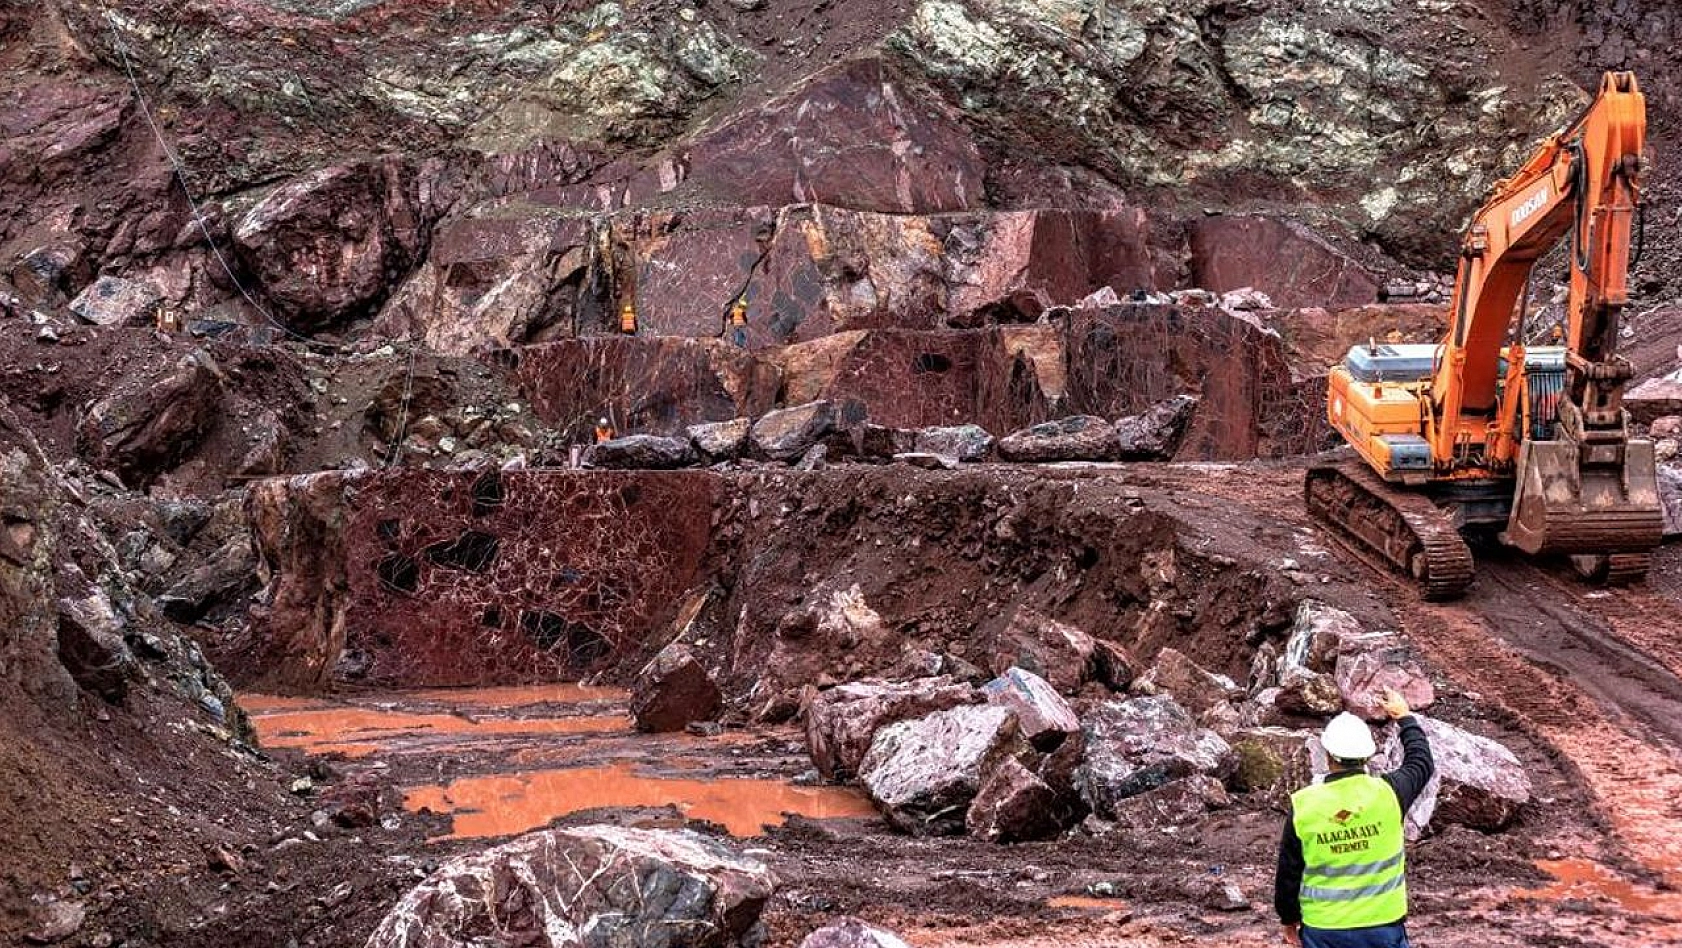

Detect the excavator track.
[
  {"left": 1305, "top": 460, "right": 1475, "bottom": 600},
  {"left": 1569, "top": 552, "right": 1654, "bottom": 586}
]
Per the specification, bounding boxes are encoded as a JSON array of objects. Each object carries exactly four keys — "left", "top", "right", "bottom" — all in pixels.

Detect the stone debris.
[
  {"left": 805, "top": 676, "right": 981, "bottom": 780},
  {"left": 1113, "top": 395, "right": 1199, "bottom": 460},
  {"left": 859, "top": 704, "right": 1024, "bottom": 836},
  {"left": 1365, "top": 717, "right": 1532, "bottom": 837},
  {"left": 751, "top": 400, "right": 837, "bottom": 461},
  {"left": 1076, "top": 695, "right": 1235, "bottom": 819},
  {"left": 365, "top": 825, "right": 776, "bottom": 948},
  {"left": 913, "top": 424, "right": 994, "bottom": 461},
  {"left": 894, "top": 451, "right": 959, "bottom": 470},
  {"left": 688, "top": 417, "right": 753, "bottom": 461},
  {"left": 996, "top": 415, "right": 1119, "bottom": 462},
  {"left": 799, "top": 918, "right": 915, "bottom": 948},
  {"left": 981, "top": 666, "right": 1080, "bottom": 751},
  {"left": 588, "top": 434, "right": 697, "bottom": 470},
  {"left": 68, "top": 275, "right": 162, "bottom": 327},
  {"left": 25, "top": 900, "right": 86, "bottom": 944},
  {"left": 966, "top": 755, "right": 1065, "bottom": 842},
  {"left": 631, "top": 643, "right": 723, "bottom": 732}
]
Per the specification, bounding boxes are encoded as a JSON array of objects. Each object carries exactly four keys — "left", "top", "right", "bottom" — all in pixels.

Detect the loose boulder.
[
  {"left": 805, "top": 676, "right": 981, "bottom": 780},
  {"left": 1368, "top": 717, "right": 1531, "bottom": 836},
  {"left": 588, "top": 434, "right": 697, "bottom": 470},
  {"left": 799, "top": 918, "right": 915, "bottom": 948},
  {"left": 996, "top": 415, "right": 1119, "bottom": 462},
  {"left": 966, "top": 756, "right": 1065, "bottom": 843},
  {"left": 364, "top": 825, "right": 777, "bottom": 948},
  {"left": 859, "top": 704, "right": 1024, "bottom": 836},
  {"left": 1334, "top": 648, "right": 1435, "bottom": 720},
  {"left": 688, "top": 418, "right": 753, "bottom": 461},
  {"left": 981, "top": 667, "right": 1079, "bottom": 751},
  {"left": 1132, "top": 647, "right": 1239, "bottom": 716},
  {"left": 1228, "top": 726, "right": 1317, "bottom": 808},
  {"left": 1106, "top": 773, "right": 1231, "bottom": 829},
  {"left": 1075, "top": 695, "right": 1235, "bottom": 819},
  {"left": 978, "top": 607, "right": 1128, "bottom": 694},
  {"left": 78, "top": 350, "right": 222, "bottom": 486},
  {"left": 913, "top": 424, "right": 993, "bottom": 462},
  {"left": 631, "top": 644, "right": 722, "bottom": 732},
  {"left": 751, "top": 401, "right": 836, "bottom": 461},
  {"left": 1113, "top": 395, "right": 1198, "bottom": 460},
  {"left": 69, "top": 275, "right": 162, "bottom": 327}
]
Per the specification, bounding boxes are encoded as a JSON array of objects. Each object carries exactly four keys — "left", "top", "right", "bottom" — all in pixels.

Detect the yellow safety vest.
[{"left": 1291, "top": 774, "right": 1408, "bottom": 929}]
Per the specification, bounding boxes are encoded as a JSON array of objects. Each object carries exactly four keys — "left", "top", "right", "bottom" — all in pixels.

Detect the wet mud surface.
[{"left": 236, "top": 603, "right": 1682, "bottom": 948}]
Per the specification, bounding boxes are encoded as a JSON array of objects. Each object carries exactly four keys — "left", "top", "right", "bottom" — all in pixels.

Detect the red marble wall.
[{"left": 329, "top": 470, "right": 719, "bottom": 687}]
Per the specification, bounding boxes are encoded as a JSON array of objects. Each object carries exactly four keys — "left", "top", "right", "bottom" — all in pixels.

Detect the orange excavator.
[{"left": 1308, "top": 71, "right": 1662, "bottom": 599}]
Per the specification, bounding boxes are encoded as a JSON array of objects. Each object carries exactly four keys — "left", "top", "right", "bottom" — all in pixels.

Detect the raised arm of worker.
[
  {"left": 1378, "top": 686, "right": 1434, "bottom": 811},
  {"left": 1273, "top": 687, "right": 1430, "bottom": 946}
]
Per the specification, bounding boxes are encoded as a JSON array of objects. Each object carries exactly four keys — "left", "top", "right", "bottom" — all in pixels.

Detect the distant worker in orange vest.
[
  {"left": 726, "top": 295, "right": 748, "bottom": 347},
  {"left": 594, "top": 417, "right": 615, "bottom": 444},
  {"left": 619, "top": 299, "right": 637, "bottom": 334}
]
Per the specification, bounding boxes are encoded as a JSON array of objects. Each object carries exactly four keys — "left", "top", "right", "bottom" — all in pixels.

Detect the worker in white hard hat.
[{"left": 1274, "top": 687, "right": 1434, "bottom": 948}]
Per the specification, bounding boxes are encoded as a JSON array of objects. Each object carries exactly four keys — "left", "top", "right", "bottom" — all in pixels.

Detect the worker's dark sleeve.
[
  {"left": 1382, "top": 714, "right": 1435, "bottom": 812},
  {"left": 1274, "top": 805, "right": 1304, "bottom": 924}
]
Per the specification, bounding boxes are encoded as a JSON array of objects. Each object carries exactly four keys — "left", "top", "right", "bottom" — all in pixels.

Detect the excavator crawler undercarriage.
[{"left": 1305, "top": 459, "right": 1475, "bottom": 601}]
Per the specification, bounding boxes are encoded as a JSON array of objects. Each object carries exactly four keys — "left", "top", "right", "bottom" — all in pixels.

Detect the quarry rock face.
[
  {"left": 631, "top": 643, "right": 723, "bottom": 733},
  {"left": 365, "top": 826, "right": 777, "bottom": 948},
  {"left": 806, "top": 677, "right": 983, "bottom": 781},
  {"left": 1187, "top": 216, "right": 1379, "bottom": 310},
  {"left": 1076, "top": 695, "right": 1235, "bottom": 819},
  {"left": 859, "top": 704, "right": 1025, "bottom": 836}
]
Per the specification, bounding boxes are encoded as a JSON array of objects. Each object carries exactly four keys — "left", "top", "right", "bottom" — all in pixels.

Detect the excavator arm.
[{"left": 1430, "top": 71, "right": 1647, "bottom": 470}]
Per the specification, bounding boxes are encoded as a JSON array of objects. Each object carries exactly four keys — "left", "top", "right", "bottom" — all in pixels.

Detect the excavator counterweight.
[{"left": 1309, "top": 71, "right": 1663, "bottom": 597}]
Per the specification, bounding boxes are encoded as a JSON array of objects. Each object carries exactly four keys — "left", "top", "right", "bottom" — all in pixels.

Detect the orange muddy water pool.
[
  {"left": 242, "top": 686, "right": 874, "bottom": 839},
  {"left": 404, "top": 761, "right": 875, "bottom": 838}
]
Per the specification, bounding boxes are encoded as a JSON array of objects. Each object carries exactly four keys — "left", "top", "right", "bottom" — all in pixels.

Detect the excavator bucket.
[{"left": 1504, "top": 438, "right": 1664, "bottom": 556}]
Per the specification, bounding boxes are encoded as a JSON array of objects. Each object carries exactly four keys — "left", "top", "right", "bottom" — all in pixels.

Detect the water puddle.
[
  {"left": 1045, "top": 895, "right": 1129, "bottom": 913},
  {"left": 239, "top": 693, "right": 335, "bottom": 713},
  {"left": 248, "top": 705, "right": 629, "bottom": 757},
  {"left": 1524, "top": 859, "right": 1682, "bottom": 919},
  {"left": 400, "top": 683, "right": 627, "bottom": 707},
  {"left": 404, "top": 761, "right": 876, "bottom": 838}
]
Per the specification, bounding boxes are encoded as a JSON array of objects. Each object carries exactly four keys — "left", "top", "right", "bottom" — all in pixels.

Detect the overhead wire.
[{"left": 99, "top": 4, "right": 421, "bottom": 462}]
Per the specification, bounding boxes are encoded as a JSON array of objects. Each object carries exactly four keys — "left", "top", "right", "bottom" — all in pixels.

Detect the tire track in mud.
[{"left": 1383, "top": 555, "right": 1682, "bottom": 886}]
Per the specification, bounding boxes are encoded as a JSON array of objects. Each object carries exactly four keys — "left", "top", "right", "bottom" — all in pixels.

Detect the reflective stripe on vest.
[{"left": 1291, "top": 774, "right": 1408, "bottom": 929}]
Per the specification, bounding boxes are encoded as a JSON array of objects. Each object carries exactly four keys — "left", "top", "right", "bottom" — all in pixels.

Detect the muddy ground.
[{"left": 27, "top": 461, "right": 1666, "bottom": 948}]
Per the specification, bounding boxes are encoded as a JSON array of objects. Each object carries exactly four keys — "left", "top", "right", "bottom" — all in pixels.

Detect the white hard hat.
[{"left": 1321, "top": 712, "right": 1377, "bottom": 760}]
